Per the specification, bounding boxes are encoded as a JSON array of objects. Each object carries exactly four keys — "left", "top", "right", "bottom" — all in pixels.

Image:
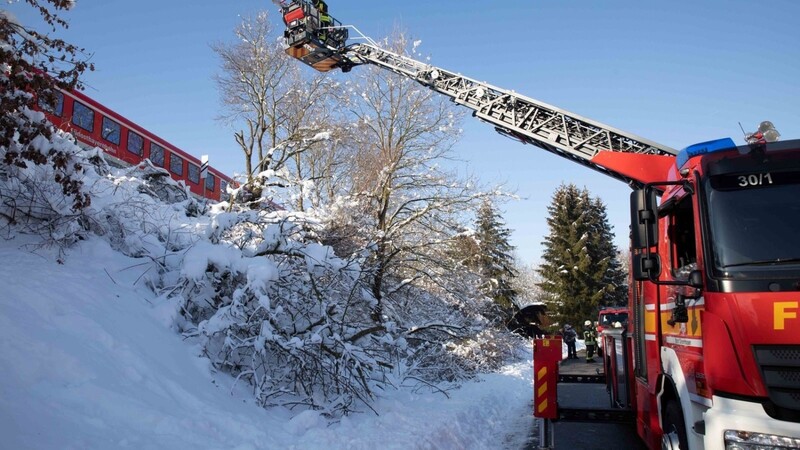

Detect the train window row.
[{"left": 39, "top": 91, "right": 227, "bottom": 198}]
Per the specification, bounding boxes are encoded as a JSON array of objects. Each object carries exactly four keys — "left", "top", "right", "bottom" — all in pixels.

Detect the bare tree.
[
  {"left": 213, "top": 10, "right": 334, "bottom": 203},
  {"left": 283, "top": 89, "right": 353, "bottom": 211},
  {"left": 512, "top": 259, "right": 545, "bottom": 308},
  {"left": 342, "top": 32, "right": 496, "bottom": 321}
]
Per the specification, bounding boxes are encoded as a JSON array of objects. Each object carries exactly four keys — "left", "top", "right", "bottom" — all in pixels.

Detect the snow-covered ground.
[{"left": 0, "top": 235, "right": 537, "bottom": 450}]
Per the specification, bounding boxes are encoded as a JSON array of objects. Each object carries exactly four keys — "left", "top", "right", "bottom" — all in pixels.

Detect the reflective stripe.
[
  {"left": 661, "top": 296, "right": 705, "bottom": 310},
  {"left": 664, "top": 335, "right": 703, "bottom": 348}
]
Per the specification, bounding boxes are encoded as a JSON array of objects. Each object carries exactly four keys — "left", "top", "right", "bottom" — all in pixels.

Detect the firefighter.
[
  {"left": 314, "top": 0, "right": 331, "bottom": 42},
  {"left": 583, "top": 320, "right": 597, "bottom": 362}
]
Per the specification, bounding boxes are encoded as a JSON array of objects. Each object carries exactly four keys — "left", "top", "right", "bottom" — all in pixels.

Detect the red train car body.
[{"left": 39, "top": 89, "right": 232, "bottom": 202}]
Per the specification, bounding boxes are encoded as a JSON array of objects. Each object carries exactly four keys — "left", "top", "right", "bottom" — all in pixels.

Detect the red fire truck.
[
  {"left": 38, "top": 88, "right": 232, "bottom": 202},
  {"left": 620, "top": 134, "right": 800, "bottom": 450},
  {"left": 596, "top": 306, "right": 628, "bottom": 357},
  {"left": 274, "top": 2, "right": 800, "bottom": 448}
]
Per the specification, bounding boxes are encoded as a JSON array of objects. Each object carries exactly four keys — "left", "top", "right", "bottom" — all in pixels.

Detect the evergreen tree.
[
  {"left": 537, "top": 184, "right": 627, "bottom": 329},
  {"left": 474, "top": 200, "right": 518, "bottom": 319},
  {"left": 588, "top": 197, "right": 628, "bottom": 307}
]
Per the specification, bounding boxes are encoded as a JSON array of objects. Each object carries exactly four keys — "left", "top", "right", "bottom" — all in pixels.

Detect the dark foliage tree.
[
  {"left": 473, "top": 200, "right": 518, "bottom": 321},
  {"left": 0, "top": 1, "right": 93, "bottom": 210},
  {"left": 587, "top": 196, "right": 628, "bottom": 307},
  {"left": 537, "top": 184, "right": 626, "bottom": 329}
]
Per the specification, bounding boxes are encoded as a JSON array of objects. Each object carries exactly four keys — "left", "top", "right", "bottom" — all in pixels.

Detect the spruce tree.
[
  {"left": 474, "top": 200, "right": 518, "bottom": 320},
  {"left": 588, "top": 197, "right": 628, "bottom": 307},
  {"left": 537, "top": 184, "right": 627, "bottom": 329}
]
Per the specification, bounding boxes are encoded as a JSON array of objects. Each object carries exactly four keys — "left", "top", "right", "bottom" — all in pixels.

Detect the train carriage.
[{"left": 38, "top": 88, "right": 232, "bottom": 202}]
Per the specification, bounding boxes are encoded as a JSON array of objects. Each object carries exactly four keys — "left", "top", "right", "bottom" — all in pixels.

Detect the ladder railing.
[{"left": 346, "top": 43, "right": 677, "bottom": 186}]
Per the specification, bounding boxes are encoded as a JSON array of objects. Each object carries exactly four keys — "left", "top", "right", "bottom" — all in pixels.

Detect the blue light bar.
[{"left": 676, "top": 137, "right": 737, "bottom": 168}]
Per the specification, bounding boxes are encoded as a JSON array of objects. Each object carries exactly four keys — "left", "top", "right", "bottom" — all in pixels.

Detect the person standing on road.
[
  {"left": 583, "top": 320, "right": 597, "bottom": 362},
  {"left": 563, "top": 324, "right": 577, "bottom": 359}
]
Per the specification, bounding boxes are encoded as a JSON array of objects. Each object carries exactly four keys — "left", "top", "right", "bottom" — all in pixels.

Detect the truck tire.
[{"left": 661, "top": 400, "right": 688, "bottom": 450}]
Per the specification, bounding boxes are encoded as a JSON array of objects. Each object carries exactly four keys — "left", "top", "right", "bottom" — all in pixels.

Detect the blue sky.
[{"left": 8, "top": 0, "right": 800, "bottom": 264}]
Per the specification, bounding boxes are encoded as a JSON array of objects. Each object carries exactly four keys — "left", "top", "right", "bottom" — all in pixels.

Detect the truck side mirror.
[
  {"left": 632, "top": 253, "right": 661, "bottom": 281},
  {"left": 630, "top": 188, "right": 658, "bottom": 250}
]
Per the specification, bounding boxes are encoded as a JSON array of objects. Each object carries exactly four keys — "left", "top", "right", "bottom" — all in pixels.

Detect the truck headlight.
[{"left": 724, "top": 430, "right": 800, "bottom": 449}]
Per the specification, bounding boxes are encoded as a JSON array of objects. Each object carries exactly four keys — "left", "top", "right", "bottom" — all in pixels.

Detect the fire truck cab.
[
  {"left": 597, "top": 306, "right": 628, "bottom": 357},
  {"left": 629, "top": 137, "right": 800, "bottom": 449}
]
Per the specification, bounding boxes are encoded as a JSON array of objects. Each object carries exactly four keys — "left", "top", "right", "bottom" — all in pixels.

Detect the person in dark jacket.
[{"left": 563, "top": 324, "right": 577, "bottom": 360}]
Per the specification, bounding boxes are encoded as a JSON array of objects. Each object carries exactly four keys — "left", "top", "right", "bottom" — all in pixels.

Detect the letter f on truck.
[{"left": 775, "top": 302, "right": 799, "bottom": 330}]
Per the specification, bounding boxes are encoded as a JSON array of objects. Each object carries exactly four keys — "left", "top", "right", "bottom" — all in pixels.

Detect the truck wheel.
[{"left": 661, "top": 400, "right": 688, "bottom": 450}]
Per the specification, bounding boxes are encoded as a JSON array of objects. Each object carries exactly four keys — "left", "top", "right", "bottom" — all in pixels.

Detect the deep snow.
[{"left": 0, "top": 235, "right": 539, "bottom": 450}]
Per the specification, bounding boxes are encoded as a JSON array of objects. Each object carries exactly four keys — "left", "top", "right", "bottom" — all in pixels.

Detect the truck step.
[
  {"left": 558, "top": 373, "right": 605, "bottom": 384},
  {"left": 557, "top": 407, "right": 635, "bottom": 424}
]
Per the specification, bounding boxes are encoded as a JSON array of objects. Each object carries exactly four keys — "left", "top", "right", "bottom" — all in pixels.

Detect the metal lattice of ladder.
[{"left": 345, "top": 43, "right": 677, "bottom": 186}]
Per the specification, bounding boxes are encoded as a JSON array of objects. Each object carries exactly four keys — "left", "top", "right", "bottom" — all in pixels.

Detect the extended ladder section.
[{"left": 345, "top": 43, "right": 678, "bottom": 187}]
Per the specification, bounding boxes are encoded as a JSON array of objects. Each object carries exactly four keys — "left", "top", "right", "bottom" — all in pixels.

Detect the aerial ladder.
[
  {"left": 275, "top": 2, "right": 800, "bottom": 450},
  {"left": 272, "top": 0, "right": 678, "bottom": 190}
]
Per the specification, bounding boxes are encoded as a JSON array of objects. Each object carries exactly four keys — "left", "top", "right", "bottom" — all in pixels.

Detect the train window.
[
  {"left": 220, "top": 180, "right": 230, "bottom": 201},
  {"left": 169, "top": 154, "right": 184, "bottom": 176},
  {"left": 205, "top": 173, "right": 215, "bottom": 191},
  {"left": 101, "top": 117, "right": 121, "bottom": 145},
  {"left": 150, "top": 143, "right": 165, "bottom": 167},
  {"left": 38, "top": 91, "right": 64, "bottom": 116},
  {"left": 188, "top": 163, "right": 200, "bottom": 184},
  {"left": 127, "top": 131, "right": 143, "bottom": 156},
  {"left": 72, "top": 101, "right": 94, "bottom": 132}
]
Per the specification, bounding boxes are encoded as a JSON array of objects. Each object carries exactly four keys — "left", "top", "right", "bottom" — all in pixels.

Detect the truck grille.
[{"left": 753, "top": 345, "right": 800, "bottom": 422}]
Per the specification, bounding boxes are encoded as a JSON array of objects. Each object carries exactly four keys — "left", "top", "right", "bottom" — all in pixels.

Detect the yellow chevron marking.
[{"left": 538, "top": 367, "right": 547, "bottom": 380}]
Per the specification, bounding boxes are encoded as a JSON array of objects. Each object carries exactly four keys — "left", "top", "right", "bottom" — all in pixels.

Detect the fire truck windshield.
[
  {"left": 705, "top": 169, "right": 800, "bottom": 277},
  {"left": 599, "top": 312, "right": 628, "bottom": 327}
]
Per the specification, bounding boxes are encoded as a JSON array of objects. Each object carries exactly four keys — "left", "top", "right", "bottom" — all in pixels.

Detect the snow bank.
[{"left": 0, "top": 236, "right": 535, "bottom": 449}]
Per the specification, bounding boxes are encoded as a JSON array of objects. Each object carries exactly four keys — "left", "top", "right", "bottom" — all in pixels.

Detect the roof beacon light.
[
  {"left": 676, "top": 137, "right": 737, "bottom": 168},
  {"left": 762, "top": 122, "right": 781, "bottom": 142},
  {"left": 746, "top": 120, "right": 781, "bottom": 144}
]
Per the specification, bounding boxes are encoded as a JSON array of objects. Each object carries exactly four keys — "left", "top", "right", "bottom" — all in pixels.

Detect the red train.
[{"left": 38, "top": 88, "right": 233, "bottom": 202}]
